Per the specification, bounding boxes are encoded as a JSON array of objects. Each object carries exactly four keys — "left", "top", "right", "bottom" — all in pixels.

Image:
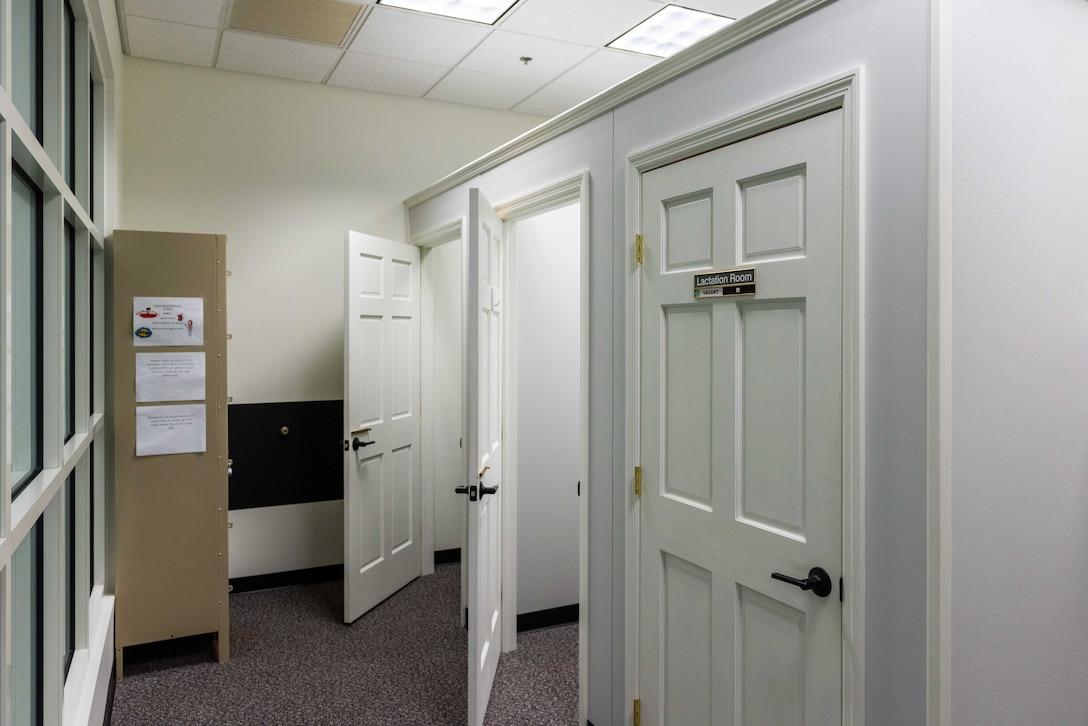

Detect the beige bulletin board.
[{"left": 109, "top": 230, "right": 229, "bottom": 677}]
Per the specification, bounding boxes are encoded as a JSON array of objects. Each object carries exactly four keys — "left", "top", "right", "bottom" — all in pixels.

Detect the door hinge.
[
  {"left": 635, "top": 234, "right": 644, "bottom": 266},
  {"left": 634, "top": 466, "right": 642, "bottom": 498},
  {"left": 633, "top": 698, "right": 641, "bottom": 726}
]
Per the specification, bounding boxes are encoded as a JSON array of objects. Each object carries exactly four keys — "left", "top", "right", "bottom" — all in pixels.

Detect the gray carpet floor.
[{"left": 110, "top": 564, "right": 577, "bottom": 725}]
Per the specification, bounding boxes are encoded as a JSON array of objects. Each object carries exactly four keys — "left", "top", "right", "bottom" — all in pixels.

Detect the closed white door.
[
  {"left": 466, "top": 189, "right": 504, "bottom": 726},
  {"left": 343, "top": 231, "right": 421, "bottom": 624},
  {"left": 639, "top": 109, "right": 844, "bottom": 724}
]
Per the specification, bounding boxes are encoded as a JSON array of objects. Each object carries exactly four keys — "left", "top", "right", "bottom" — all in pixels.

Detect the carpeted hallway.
[{"left": 109, "top": 564, "right": 577, "bottom": 725}]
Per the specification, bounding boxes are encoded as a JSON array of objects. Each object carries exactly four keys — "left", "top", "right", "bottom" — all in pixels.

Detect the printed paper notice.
[
  {"left": 136, "top": 353, "right": 206, "bottom": 403},
  {"left": 134, "top": 297, "right": 204, "bottom": 346},
  {"left": 136, "top": 404, "right": 207, "bottom": 457}
]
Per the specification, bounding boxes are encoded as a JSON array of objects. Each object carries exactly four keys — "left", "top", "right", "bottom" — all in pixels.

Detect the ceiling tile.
[
  {"left": 126, "top": 16, "right": 218, "bottom": 67},
  {"left": 457, "top": 31, "right": 595, "bottom": 82},
  {"left": 426, "top": 68, "right": 543, "bottom": 110},
  {"left": 513, "top": 84, "right": 596, "bottom": 117},
  {"left": 328, "top": 53, "right": 450, "bottom": 96},
  {"left": 229, "top": 0, "right": 364, "bottom": 46},
  {"left": 555, "top": 48, "right": 659, "bottom": 92},
  {"left": 217, "top": 31, "right": 344, "bottom": 83},
  {"left": 118, "top": 0, "right": 771, "bottom": 115},
  {"left": 349, "top": 7, "right": 490, "bottom": 66},
  {"left": 499, "top": 0, "right": 663, "bottom": 47},
  {"left": 122, "top": 0, "right": 225, "bottom": 29}
]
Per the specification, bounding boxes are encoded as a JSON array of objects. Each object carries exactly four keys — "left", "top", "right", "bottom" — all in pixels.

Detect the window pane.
[
  {"left": 89, "top": 78, "right": 96, "bottom": 220},
  {"left": 12, "top": 166, "right": 44, "bottom": 497},
  {"left": 90, "top": 250, "right": 97, "bottom": 413},
  {"left": 66, "top": 221, "right": 77, "bottom": 441},
  {"left": 13, "top": 0, "right": 43, "bottom": 138},
  {"left": 65, "top": 473, "right": 77, "bottom": 676},
  {"left": 65, "top": 0, "right": 77, "bottom": 188},
  {"left": 90, "top": 444, "right": 96, "bottom": 593},
  {"left": 13, "top": 519, "right": 44, "bottom": 726}
]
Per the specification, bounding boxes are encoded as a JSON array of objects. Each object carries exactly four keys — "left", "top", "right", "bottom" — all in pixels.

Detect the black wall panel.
[{"left": 228, "top": 400, "right": 343, "bottom": 510}]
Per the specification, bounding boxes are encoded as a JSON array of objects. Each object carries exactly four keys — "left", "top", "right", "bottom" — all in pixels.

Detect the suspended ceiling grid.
[{"left": 117, "top": 0, "right": 771, "bottom": 117}]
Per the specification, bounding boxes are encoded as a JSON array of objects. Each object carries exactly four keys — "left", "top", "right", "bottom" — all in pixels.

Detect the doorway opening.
[{"left": 418, "top": 172, "right": 590, "bottom": 724}]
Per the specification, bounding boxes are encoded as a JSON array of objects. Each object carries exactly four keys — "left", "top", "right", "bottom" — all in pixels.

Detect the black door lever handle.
[
  {"left": 771, "top": 567, "right": 833, "bottom": 598},
  {"left": 352, "top": 437, "right": 375, "bottom": 451}
]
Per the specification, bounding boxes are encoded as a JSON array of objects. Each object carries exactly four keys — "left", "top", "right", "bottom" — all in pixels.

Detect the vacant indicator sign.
[{"left": 694, "top": 267, "right": 756, "bottom": 298}]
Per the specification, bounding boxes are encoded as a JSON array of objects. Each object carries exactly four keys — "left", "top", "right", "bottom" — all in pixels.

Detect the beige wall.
[{"left": 118, "top": 57, "right": 544, "bottom": 403}]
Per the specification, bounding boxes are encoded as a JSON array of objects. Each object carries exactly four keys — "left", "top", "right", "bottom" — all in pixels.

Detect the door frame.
[
  {"left": 411, "top": 171, "right": 591, "bottom": 724},
  {"left": 494, "top": 172, "right": 589, "bottom": 694},
  {"left": 623, "top": 70, "right": 865, "bottom": 724},
  {"left": 496, "top": 172, "right": 590, "bottom": 726}
]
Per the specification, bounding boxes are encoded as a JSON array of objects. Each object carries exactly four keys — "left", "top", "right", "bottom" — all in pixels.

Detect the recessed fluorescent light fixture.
[
  {"left": 609, "top": 5, "right": 735, "bottom": 58},
  {"left": 376, "top": 0, "right": 517, "bottom": 24}
]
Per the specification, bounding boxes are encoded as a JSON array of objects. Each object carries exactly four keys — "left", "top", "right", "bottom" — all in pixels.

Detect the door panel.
[
  {"left": 344, "top": 231, "right": 421, "bottom": 624},
  {"left": 467, "top": 188, "right": 504, "bottom": 726},
  {"left": 639, "top": 109, "right": 843, "bottom": 725}
]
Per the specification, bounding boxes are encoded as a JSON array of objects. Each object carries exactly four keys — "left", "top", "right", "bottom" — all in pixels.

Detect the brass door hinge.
[
  {"left": 634, "top": 466, "right": 642, "bottom": 498},
  {"left": 633, "top": 698, "right": 641, "bottom": 726},
  {"left": 635, "top": 234, "right": 644, "bottom": 266}
]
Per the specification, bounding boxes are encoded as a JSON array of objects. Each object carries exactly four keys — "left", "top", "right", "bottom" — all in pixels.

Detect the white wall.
[
  {"left": 117, "top": 58, "right": 544, "bottom": 578},
  {"left": 940, "top": 0, "right": 1088, "bottom": 721},
  {"left": 514, "top": 203, "right": 581, "bottom": 615},
  {"left": 425, "top": 238, "right": 465, "bottom": 553},
  {"left": 118, "top": 57, "right": 545, "bottom": 405},
  {"left": 410, "top": 0, "right": 933, "bottom": 721}
]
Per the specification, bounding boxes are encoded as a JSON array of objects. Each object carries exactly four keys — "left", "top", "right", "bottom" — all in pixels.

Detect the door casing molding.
[{"left": 623, "top": 69, "right": 865, "bottom": 725}]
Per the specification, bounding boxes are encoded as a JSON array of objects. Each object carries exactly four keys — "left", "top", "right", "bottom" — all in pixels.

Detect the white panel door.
[
  {"left": 639, "top": 109, "right": 844, "bottom": 725},
  {"left": 343, "top": 231, "right": 421, "bottom": 624},
  {"left": 466, "top": 188, "right": 504, "bottom": 726}
]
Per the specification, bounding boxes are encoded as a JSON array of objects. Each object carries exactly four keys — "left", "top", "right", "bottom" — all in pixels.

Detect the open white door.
[
  {"left": 343, "top": 231, "right": 421, "bottom": 624},
  {"left": 464, "top": 189, "right": 504, "bottom": 726}
]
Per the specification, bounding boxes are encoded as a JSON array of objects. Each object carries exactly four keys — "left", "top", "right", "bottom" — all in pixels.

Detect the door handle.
[
  {"left": 352, "top": 437, "right": 375, "bottom": 451},
  {"left": 771, "top": 567, "right": 833, "bottom": 598},
  {"left": 456, "top": 484, "right": 478, "bottom": 502},
  {"left": 480, "top": 484, "right": 498, "bottom": 497}
]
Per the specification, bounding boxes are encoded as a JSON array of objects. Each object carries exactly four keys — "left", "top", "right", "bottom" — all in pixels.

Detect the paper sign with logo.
[{"left": 133, "top": 297, "right": 204, "bottom": 346}]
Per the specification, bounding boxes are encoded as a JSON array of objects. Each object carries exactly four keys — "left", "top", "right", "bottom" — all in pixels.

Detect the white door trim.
[
  {"left": 414, "top": 219, "right": 467, "bottom": 577},
  {"left": 495, "top": 170, "right": 591, "bottom": 726},
  {"left": 623, "top": 70, "right": 865, "bottom": 725}
]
